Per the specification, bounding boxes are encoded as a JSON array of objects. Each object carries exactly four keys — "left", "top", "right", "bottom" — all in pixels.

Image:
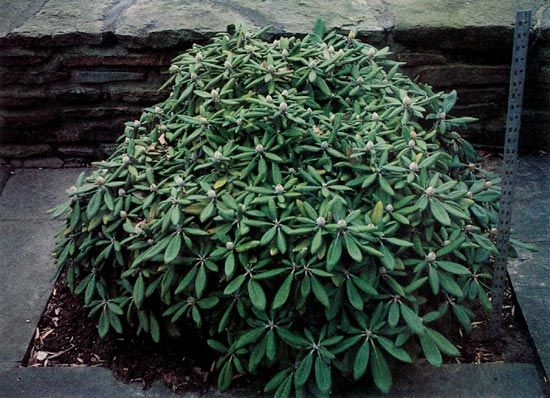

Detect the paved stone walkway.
[
  {"left": 0, "top": 161, "right": 547, "bottom": 397},
  {"left": 508, "top": 155, "right": 550, "bottom": 379}
]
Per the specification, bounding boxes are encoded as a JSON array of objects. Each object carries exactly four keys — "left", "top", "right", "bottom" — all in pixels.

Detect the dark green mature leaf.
[
  {"left": 295, "top": 353, "right": 313, "bottom": 387},
  {"left": 248, "top": 279, "right": 267, "bottom": 311},
  {"left": 133, "top": 274, "right": 145, "bottom": 308},
  {"left": 370, "top": 344, "right": 391, "bottom": 393},
  {"left": 353, "top": 339, "right": 370, "bottom": 380},
  {"left": 419, "top": 333, "right": 442, "bottom": 367},
  {"left": 315, "top": 356, "right": 331, "bottom": 392},
  {"left": 399, "top": 303, "right": 424, "bottom": 335},
  {"left": 430, "top": 200, "right": 451, "bottom": 226}
]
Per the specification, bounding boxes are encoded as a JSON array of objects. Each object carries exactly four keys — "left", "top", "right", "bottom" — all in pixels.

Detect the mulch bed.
[{"left": 24, "top": 270, "right": 539, "bottom": 394}]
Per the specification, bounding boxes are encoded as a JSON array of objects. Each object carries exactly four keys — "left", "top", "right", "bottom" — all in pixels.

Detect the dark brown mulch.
[
  {"left": 25, "top": 273, "right": 213, "bottom": 394},
  {"left": 25, "top": 273, "right": 539, "bottom": 394}
]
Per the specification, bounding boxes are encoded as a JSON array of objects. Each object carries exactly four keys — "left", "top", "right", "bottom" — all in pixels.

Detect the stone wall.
[{"left": 0, "top": 1, "right": 549, "bottom": 166}]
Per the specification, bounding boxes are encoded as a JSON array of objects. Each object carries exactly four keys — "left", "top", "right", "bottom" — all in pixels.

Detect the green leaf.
[
  {"left": 98, "top": 308, "right": 110, "bottom": 338},
  {"left": 353, "top": 339, "right": 370, "bottom": 380},
  {"left": 236, "top": 327, "right": 265, "bottom": 348},
  {"left": 313, "top": 16, "right": 327, "bottom": 38},
  {"left": 311, "top": 276, "right": 330, "bottom": 307},
  {"left": 344, "top": 234, "right": 363, "bottom": 262},
  {"left": 248, "top": 279, "right": 267, "bottom": 311},
  {"left": 370, "top": 343, "right": 392, "bottom": 393},
  {"left": 371, "top": 201, "right": 384, "bottom": 225},
  {"left": 430, "top": 200, "right": 451, "bottom": 226},
  {"left": 436, "top": 261, "right": 470, "bottom": 275},
  {"left": 265, "top": 369, "right": 290, "bottom": 392},
  {"left": 326, "top": 237, "right": 342, "bottom": 271},
  {"left": 295, "top": 353, "right": 313, "bottom": 387},
  {"left": 314, "top": 356, "right": 331, "bottom": 392},
  {"left": 399, "top": 303, "right": 424, "bottom": 335},
  {"left": 150, "top": 314, "right": 160, "bottom": 343},
  {"left": 195, "top": 265, "right": 207, "bottom": 298},
  {"left": 224, "top": 274, "right": 246, "bottom": 295},
  {"left": 164, "top": 234, "right": 182, "bottom": 263},
  {"left": 133, "top": 274, "right": 145, "bottom": 308},
  {"left": 273, "top": 273, "right": 293, "bottom": 309},
  {"left": 419, "top": 333, "right": 442, "bottom": 367},
  {"left": 86, "top": 190, "right": 102, "bottom": 219},
  {"left": 352, "top": 276, "right": 377, "bottom": 295},
  {"left": 452, "top": 304, "right": 472, "bottom": 332},
  {"left": 218, "top": 361, "right": 233, "bottom": 391},
  {"left": 376, "top": 336, "right": 412, "bottom": 363},
  {"left": 225, "top": 252, "right": 235, "bottom": 277},
  {"left": 200, "top": 201, "right": 215, "bottom": 222},
  {"left": 346, "top": 279, "right": 363, "bottom": 310},
  {"left": 438, "top": 271, "right": 463, "bottom": 297},
  {"left": 388, "top": 301, "right": 399, "bottom": 327},
  {"left": 311, "top": 229, "right": 323, "bottom": 254},
  {"left": 425, "top": 327, "right": 460, "bottom": 356},
  {"left": 385, "top": 237, "right": 414, "bottom": 247}
]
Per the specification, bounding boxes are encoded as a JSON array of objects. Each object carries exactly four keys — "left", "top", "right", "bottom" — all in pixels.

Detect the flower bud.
[
  {"left": 279, "top": 102, "right": 288, "bottom": 113},
  {"left": 426, "top": 251, "right": 437, "bottom": 262},
  {"left": 466, "top": 191, "right": 473, "bottom": 199},
  {"left": 225, "top": 241, "right": 235, "bottom": 251},
  {"left": 367, "top": 47, "right": 376, "bottom": 58},
  {"left": 281, "top": 49, "right": 289, "bottom": 58},
  {"left": 372, "top": 112, "right": 380, "bottom": 122},
  {"left": 443, "top": 239, "right": 451, "bottom": 246},
  {"left": 348, "top": 30, "right": 356, "bottom": 39},
  {"left": 159, "top": 124, "right": 168, "bottom": 132},
  {"left": 134, "top": 120, "right": 141, "bottom": 127},
  {"left": 154, "top": 106, "right": 163, "bottom": 114},
  {"left": 96, "top": 176, "right": 105, "bottom": 185},
  {"left": 337, "top": 219, "right": 347, "bottom": 229},
  {"left": 224, "top": 60, "right": 232, "bottom": 69},
  {"left": 410, "top": 130, "right": 417, "bottom": 139},
  {"left": 213, "top": 150, "right": 223, "bottom": 161},
  {"left": 120, "top": 210, "right": 128, "bottom": 219},
  {"left": 255, "top": 144, "right": 265, "bottom": 153},
  {"left": 425, "top": 186, "right": 435, "bottom": 196},
  {"left": 274, "top": 184, "right": 284, "bottom": 194},
  {"left": 207, "top": 189, "right": 216, "bottom": 199},
  {"left": 484, "top": 181, "right": 493, "bottom": 189},
  {"left": 210, "top": 89, "right": 219, "bottom": 99},
  {"left": 316, "top": 216, "right": 326, "bottom": 227},
  {"left": 409, "top": 162, "right": 419, "bottom": 172},
  {"left": 402, "top": 95, "right": 411, "bottom": 106},
  {"left": 118, "top": 188, "right": 126, "bottom": 197},
  {"left": 465, "top": 224, "right": 474, "bottom": 232},
  {"left": 265, "top": 95, "right": 273, "bottom": 103},
  {"left": 194, "top": 52, "right": 203, "bottom": 62},
  {"left": 175, "top": 176, "right": 185, "bottom": 186},
  {"left": 490, "top": 227, "right": 498, "bottom": 235},
  {"left": 190, "top": 72, "right": 199, "bottom": 81},
  {"left": 68, "top": 186, "right": 77, "bottom": 193},
  {"left": 320, "top": 141, "right": 329, "bottom": 150},
  {"left": 357, "top": 76, "right": 364, "bottom": 85},
  {"left": 147, "top": 239, "right": 155, "bottom": 246},
  {"left": 366, "top": 140, "right": 375, "bottom": 150},
  {"left": 169, "top": 64, "right": 180, "bottom": 73},
  {"left": 150, "top": 184, "right": 158, "bottom": 192},
  {"left": 122, "top": 154, "right": 130, "bottom": 165},
  {"left": 385, "top": 204, "right": 394, "bottom": 212},
  {"left": 408, "top": 139, "right": 416, "bottom": 148}
]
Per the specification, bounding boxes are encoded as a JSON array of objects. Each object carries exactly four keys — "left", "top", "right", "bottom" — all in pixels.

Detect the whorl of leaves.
[{"left": 51, "top": 20, "right": 500, "bottom": 396}]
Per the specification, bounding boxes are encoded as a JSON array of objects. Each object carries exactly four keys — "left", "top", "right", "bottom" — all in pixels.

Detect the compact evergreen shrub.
[{"left": 51, "top": 19, "right": 501, "bottom": 396}]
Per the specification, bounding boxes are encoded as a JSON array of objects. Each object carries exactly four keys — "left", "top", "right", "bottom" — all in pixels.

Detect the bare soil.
[{"left": 24, "top": 272, "right": 539, "bottom": 394}]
